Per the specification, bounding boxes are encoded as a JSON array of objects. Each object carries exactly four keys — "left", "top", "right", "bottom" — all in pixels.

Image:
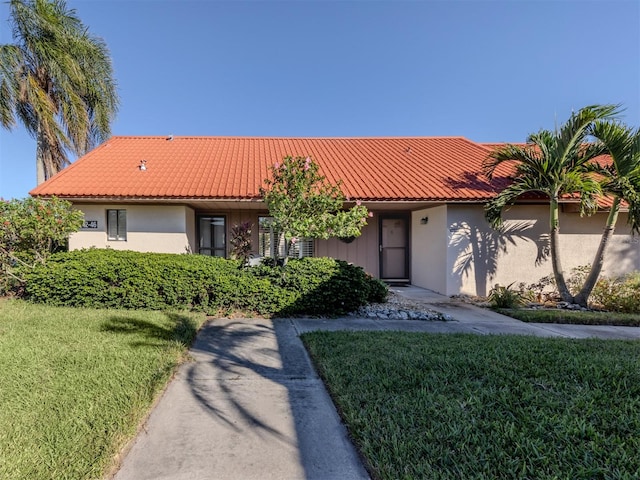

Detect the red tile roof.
[{"left": 30, "top": 136, "right": 511, "bottom": 202}]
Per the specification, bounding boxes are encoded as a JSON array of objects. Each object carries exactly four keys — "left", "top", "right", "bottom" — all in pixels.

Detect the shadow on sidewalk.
[{"left": 183, "top": 318, "right": 367, "bottom": 479}]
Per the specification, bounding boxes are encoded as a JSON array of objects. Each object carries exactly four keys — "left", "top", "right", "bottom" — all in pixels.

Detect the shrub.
[
  {"left": 20, "top": 249, "right": 241, "bottom": 311},
  {"left": 0, "top": 197, "right": 82, "bottom": 293},
  {"left": 566, "top": 264, "right": 591, "bottom": 296},
  {"left": 249, "top": 258, "right": 388, "bottom": 315},
  {"left": 488, "top": 283, "right": 524, "bottom": 308},
  {"left": 591, "top": 272, "right": 640, "bottom": 313},
  {"left": 19, "top": 249, "right": 387, "bottom": 316},
  {"left": 517, "top": 266, "right": 594, "bottom": 304}
]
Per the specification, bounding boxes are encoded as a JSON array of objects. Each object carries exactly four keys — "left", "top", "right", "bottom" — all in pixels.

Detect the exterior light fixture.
[{"left": 420, "top": 216, "right": 429, "bottom": 225}]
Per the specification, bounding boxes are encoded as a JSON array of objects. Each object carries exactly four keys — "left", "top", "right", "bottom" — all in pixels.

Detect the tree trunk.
[
  {"left": 573, "top": 197, "right": 621, "bottom": 307},
  {"left": 36, "top": 125, "right": 46, "bottom": 185},
  {"left": 549, "top": 198, "right": 573, "bottom": 302}
]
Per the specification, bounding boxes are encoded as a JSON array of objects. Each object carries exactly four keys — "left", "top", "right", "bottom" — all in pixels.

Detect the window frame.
[
  {"left": 106, "top": 209, "right": 127, "bottom": 241},
  {"left": 198, "top": 215, "right": 227, "bottom": 257}
]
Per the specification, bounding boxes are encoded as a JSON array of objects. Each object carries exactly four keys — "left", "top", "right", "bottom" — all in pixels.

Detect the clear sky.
[{"left": 1, "top": 0, "right": 638, "bottom": 199}]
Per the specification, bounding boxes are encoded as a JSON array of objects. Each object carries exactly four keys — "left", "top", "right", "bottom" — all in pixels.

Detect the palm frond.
[
  {"left": 592, "top": 121, "right": 640, "bottom": 177},
  {"left": 483, "top": 143, "right": 540, "bottom": 180},
  {"left": 4, "top": 0, "right": 118, "bottom": 180},
  {"left": 484, "top": 181, "right": 545, "bottom": 229}
]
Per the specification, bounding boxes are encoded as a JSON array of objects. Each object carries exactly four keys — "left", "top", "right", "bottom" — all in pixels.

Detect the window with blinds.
[
  {"left": 107, "top": 209, "right": 127, "bottom": 241},
  {"left": 258, "top": 217, "right": 314, "bottom": 258}
]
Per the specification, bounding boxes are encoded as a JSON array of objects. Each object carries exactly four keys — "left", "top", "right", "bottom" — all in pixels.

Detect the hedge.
[{"left": 19, "top": 249, "right": 387, "bottom": 316}]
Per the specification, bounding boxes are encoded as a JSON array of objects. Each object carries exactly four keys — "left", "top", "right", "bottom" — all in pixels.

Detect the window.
[
  {"left": 199, "top": 216, "right": 226, "bottom": 257},
  {"left": 258, "top": 217, "right": 283, "bottom": 258},
  {"left": 258, "top": 216, "right": 314, "bottom": 258},
  {"left": 107, "top": 209, "right": 127, "bottom": 241}
]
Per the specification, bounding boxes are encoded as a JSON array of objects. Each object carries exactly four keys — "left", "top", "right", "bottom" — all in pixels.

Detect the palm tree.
[
  {"left": 483, "top": 105, "right": 619, "bottom": 303},
  {"left": 573, "top": 122, "right": 640, "bottom": 305},
  {"left": 0, "top": 0, "right": 118, "bottom": 184}
]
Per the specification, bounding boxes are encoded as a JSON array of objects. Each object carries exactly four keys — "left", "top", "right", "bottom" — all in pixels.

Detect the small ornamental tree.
[
  {"left": 0, "top": 196, "right": 83, "bottom": 289},
  {"left": 259, "top": 156, "right": 371, "bottom": 258}
]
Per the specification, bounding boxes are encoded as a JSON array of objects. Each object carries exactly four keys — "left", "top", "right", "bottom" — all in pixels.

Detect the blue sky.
[{"left": 1, "top": 0, "right": 639, "bottom": 199}]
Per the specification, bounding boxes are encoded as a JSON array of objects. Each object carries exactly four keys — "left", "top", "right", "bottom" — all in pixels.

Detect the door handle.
[{"left": 379, "top": 244, "right": 383, "bottom": 253}]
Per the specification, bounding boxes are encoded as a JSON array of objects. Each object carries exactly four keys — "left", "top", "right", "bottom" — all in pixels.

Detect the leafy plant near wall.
[
  {"left": 488, "top": 283, "right": 525, "bottom": 308},
  {"left": 259, "top": 156, "right": 371, "bottom": 258},
  {"left": 0, "top": 196, "right": 82, "bottom": 292},
  {"left": 590, "top": 272, "right": 640, "bottom": 313},
  {"left": 229, "top": 221, "right": 253, "bottom": 264}
]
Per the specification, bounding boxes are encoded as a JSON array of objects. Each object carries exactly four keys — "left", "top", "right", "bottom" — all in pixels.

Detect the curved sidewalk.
[{"left": 113, "top": 287, "right": 640, "bottom": 480}]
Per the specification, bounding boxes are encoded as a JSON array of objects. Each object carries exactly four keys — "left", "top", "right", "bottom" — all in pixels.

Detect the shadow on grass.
[{"left": 101, "top": 312, "right": 198, "bottom": 347}]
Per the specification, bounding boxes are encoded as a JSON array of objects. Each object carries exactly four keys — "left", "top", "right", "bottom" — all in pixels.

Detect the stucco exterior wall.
[
  {"left": 411, "top": 206, "right": 447, "bottom": 293},
  {"left": 445, "top": 204, "right": 640, "bottom": 296},
  {"left": 68, "top": 202, "right": 640, "bottom": 297},
  {"left": 70, "top": 204, "right": 193, "bottom": 253}
]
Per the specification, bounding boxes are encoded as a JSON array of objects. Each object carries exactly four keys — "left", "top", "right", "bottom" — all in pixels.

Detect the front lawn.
[
  {"left": 498, "top": 308, "right": 640, "bottom": 326},
  {"left": 0, "top": 300, "right": 205, "bottom": 480},
  {"left": 302, "top": 331, "right": 640, "bottom": 480}
]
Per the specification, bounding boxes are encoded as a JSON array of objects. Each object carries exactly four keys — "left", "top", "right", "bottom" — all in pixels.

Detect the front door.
[{"left": 379, "top": 215, "right": 409, "bottom": 281}]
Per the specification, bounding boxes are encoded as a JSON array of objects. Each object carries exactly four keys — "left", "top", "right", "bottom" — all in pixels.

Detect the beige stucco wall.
[
  {"left": 411, "top": 206, "right": 447, "bottom": 293},
  {"left": 442, "top": 204, "right": 640, "bottom": 296},
  {"left": 69, "top": 203, "right": 640, "bottom": 297},
  {"left": 70, "top": 204, "right": 193, "bottom": 253}
]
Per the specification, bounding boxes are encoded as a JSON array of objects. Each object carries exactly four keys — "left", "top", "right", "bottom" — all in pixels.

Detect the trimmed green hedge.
[{"left": 19, "top": 249, "right": 387, "bottom": 316}]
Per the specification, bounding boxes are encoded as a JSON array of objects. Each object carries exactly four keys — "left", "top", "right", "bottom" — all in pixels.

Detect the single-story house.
[{"left": 30, "top": 136, "right": 640, "bottom": 296}]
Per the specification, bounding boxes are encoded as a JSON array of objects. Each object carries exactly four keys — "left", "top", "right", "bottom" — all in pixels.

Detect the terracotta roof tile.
[{"left": 30, "top": 136, "right": 510, "bottom": 201}]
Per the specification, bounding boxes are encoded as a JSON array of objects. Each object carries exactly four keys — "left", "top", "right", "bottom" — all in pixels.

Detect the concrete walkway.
[
  {"left": 113, "top": 287, "right": 640, "bottom": 480},
  {"left": 113, "top": 317, "right": 370, "bottom": 480}
]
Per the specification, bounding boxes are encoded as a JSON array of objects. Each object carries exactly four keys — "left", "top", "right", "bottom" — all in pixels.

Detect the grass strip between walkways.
[
  {"left": 302, "top": 331, "right": 640, "bottom": 480},
  {"left": 0, "top": 300, "right": 206, "bottom": 480},
  {"left": 497, "top": 308, "right": 640, "bottom": 326}
]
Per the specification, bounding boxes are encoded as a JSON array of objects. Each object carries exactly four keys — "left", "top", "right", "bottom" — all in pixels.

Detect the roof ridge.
[{"left": 108, "top": 135, "right": 476, "bottom": 140}]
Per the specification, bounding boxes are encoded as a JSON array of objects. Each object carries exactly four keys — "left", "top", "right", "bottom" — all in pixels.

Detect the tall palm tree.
[
  {"left": 573, "top": 122, "right": 640, "bottom": 305},
  {"left": 483, "top": 105, "right": 619, "bottom": 303},
  {"left": 0, "top": 0, "right": 118, "bottom": 184}
]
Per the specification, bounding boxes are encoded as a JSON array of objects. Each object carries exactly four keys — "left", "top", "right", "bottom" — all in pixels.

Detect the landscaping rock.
[{"left": 349, "top": 292, "right": 450, "bottom": 321}]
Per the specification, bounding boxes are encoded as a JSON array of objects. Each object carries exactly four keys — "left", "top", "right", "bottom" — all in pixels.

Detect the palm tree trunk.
[
  {"left": 573, "top": 197, "right": 621, "bottom": 307},
  {"left": 36, "top": 125, "right": 46, "bottom": 185},
  {"left": 549, "top": 198, "right": 573, "bottom": 302}
]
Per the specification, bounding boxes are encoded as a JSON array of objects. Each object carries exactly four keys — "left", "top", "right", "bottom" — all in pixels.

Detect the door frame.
[{"left": 378, "top": 212, "right": 410, "bottom": 282}]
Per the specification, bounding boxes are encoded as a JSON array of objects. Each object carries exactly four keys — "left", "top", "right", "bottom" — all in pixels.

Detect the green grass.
[
  {"left": 0, "top": 300, "right": 206, "bottom": 480},
  {"left": 302, "top": 331, "right": 640, "bottom": 480},
  {"left": 498, "top": 308, "right": 640, "bottom": 326}
]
